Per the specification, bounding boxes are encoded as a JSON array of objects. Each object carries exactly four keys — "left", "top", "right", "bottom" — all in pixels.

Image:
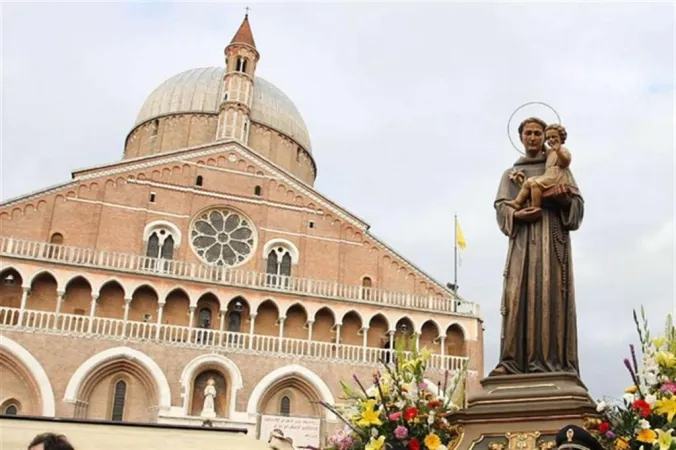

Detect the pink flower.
[
  {"left": 418, "top": 382, "right": 428, "bottom": 391},
  {"left": 662, "top": 382, "right": 676, "bottom": 394},
  {"left": 389, "top": 412, "right": 402, "bottom": 421},
  {"left": 394, "top": 426, "right": 409, "bottom": 440}
]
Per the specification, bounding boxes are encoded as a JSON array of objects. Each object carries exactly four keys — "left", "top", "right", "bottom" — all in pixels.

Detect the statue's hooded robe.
[{"left": 493, "top": 152, "right": 584, "bottom": 374}]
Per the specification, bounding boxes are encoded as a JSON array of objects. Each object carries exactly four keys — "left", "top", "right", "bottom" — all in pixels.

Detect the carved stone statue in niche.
[
  {"left": 491, "top": 117, "right": 584, "bottom": 375},
  {"left": 200, "top": 378, "right": 217, "bottom": 418},
  {"left": 191, "top": 370, "right": 227, "bottom": 417}
]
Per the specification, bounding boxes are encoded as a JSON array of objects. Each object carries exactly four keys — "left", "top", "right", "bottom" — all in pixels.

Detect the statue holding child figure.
[{"left": 491, "top": 116, "right": 584, "bottom": 376}]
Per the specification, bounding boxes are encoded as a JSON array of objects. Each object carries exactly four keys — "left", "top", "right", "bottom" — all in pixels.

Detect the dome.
[{"left": 134, "top": 67, "right": 312, "bottom": 153}]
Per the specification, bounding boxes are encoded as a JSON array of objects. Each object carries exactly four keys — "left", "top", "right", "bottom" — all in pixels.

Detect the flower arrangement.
[
  {"left": 592, "top": 308, "right": 676, "bottom": 450},
  {"left": 319, "top": 338, "right": 467, "bottom": 450}
]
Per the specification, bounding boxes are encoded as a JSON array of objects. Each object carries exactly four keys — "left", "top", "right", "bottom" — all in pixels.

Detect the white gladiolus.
[
  {"left": 623, "top": 393, "right": 636, "bottom": 404},
  {"left": 596, "top": 401, "right": 607, "bottom": 412}
]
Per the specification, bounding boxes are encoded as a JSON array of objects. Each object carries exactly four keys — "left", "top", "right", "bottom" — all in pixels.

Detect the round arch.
[
  {"left": 179, "top": 354, "right": 243, "bottom": 418},
  {"left": 64, "top": 346, "right": 171, "bottom": 410},
  {"left": 247, "top": 364, "right": 335, "bottom": 421},
  {"left": 0, "top": 335, "right": 56, "bottom": 416}
]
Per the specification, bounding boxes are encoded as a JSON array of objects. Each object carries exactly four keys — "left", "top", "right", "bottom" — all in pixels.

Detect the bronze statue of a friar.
[{"left": 491, "top": 116, "right": 583, "bottom": 376}]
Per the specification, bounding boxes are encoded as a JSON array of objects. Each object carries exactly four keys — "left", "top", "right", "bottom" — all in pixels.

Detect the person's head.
[
  {"left": 28, "top": 433, "right": 74, "bottom": 450},
  {"left": 545, "top": 124, "right": 568, "bottom": 146},
  {"left": 518, "top": 117, "right": 547, "bottom": 156},
  {"left": 555, "top": 425, "right": 603, "bottom": 450}
]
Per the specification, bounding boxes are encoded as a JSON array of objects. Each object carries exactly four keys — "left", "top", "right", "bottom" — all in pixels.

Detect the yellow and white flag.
[
  {"left": 455, "top": 218, "right": 467, "bottom": 251},
  {"left": 455, "top": 217, "right": 467, "bottom": 266}
]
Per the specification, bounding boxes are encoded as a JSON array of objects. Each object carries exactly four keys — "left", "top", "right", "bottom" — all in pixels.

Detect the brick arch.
[
  {"left": 94, "top": 278, "right": 129, "bottom": 298},
  {"left": 247, "top": 364, "right": 335, "bottom": 420},
  {"left": 162, "top": 286, "right": 192, "bottom": 304},
  {"left": 0, "top": 266, "right": 25, "bottom": 310},
  {"left": 416, "top": 318, "right": 442, "bottom": 335},
  {"left": 0, "top": 335, "right": 55, "bottom": 416},
  {"left": 64, "top": 347, "right": 171, "bottom": 414},
  {"left": 28, "top": 269, "right": 60, "bottom": 289},
  {"left": 192, "top": 289, "right": 224, "bottom": 310}
]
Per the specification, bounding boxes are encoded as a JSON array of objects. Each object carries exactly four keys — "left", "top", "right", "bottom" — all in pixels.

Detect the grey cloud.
[{"left": 2, "top": 2, "right": 674, "bottom": 400}]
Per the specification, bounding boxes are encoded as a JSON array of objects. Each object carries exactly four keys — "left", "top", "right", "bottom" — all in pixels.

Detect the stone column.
[
  {"left": 219, "top": 311, "right": 226, "bottom": 346},
  {"left": 278, "top": 316, "right": 286, "bottom": 352},
  {"left": 155, "top": 303, "right": 165, "bottom": 340},
  {"left": 306, "top": 320, "right": 314, "bottom": 340},
  {"left": 334, "top": 323, "right": 342, "bottom": 359},
  {"left": 361, "top": 326, "right": 369, "bottom": 362},
  {"left": 18, "top": 287, "right": 30, "bottom": 325},
  {"left": 439, "top": 336, "right": 446, "bottom": 357},
  {"left": 87, "top": 294, "right": 99, "bottom": 334},
  {"left": 415, "top": 332, "right": 421, "bottom": 350},
  {"left": 188, "top": 307, "right": 195, "bottom": 328},
  {"left": 248, "top": 313, "right": 257, "bottom": 350},
  {"left": 122, "top": 297, "right": 132, "bottom": 337},
  {"left": 55, "top": 290, "right": 65, "bottom": 315}
]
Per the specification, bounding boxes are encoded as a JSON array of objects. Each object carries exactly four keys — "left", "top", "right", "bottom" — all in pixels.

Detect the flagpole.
[{"left": 454, "top": 213, "right": 458, "bottom": 291}]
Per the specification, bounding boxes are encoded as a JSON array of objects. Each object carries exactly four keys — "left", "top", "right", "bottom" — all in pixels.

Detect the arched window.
[
  {"left": 254, "top": 185, "right": 262, "bottom": 196},
  {"left": 50, "top": 233, "right": 64, "bottom": 244},
  {"left": 280, "top": 396, "right": 291, "bottom": 416},
  {"left": 46, "top": 232, "right": 64, "bottom": 258},
  {"left": 145, "top": 229, "right": 176, "bottom": 260},
  {"left": 267, "top": 248, "right": 292, "bottom": 277},
  {"left": 199, "top": 308, "right": 212, "bottom": 329},
  {"left": 196, "top": 175, "right": 203, "bottom": 187},
  {"left": 236, "top": 57, "right": 248, "bottom": 73},
  {"left": 280, "top": 253, "right": 292, "bottom": 277},
  {"left": 111, "top": 380, "right": 127, "bottom": 421},
  {"left": 362, "top": 277, "right": 372, "bottom": 300},
  {"left": 4, "top": 404, "right": 18, "bottom": 415},
  {"left": 243, "top": 119, "right": 249, "bottom": 143},
  {"left": 151, "top": 119, "right": 159, "bottom": 137}
]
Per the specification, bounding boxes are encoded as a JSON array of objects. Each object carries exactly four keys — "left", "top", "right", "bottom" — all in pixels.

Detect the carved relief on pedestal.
[{"left": 483, "top": 432, "right": 555, "bottom": 450}]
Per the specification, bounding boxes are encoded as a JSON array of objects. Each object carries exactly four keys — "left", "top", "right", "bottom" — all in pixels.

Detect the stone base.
[{"left": 451, "top": 373, "right": 600, "bottom": 450}]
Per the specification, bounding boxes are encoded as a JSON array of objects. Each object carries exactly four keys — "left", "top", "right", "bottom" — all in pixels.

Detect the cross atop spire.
[
  {"left": 244, "top": 6, "right": 251, "bottom": 18},
  {"left": 230, "top": 11, "right": 256, "bottom": 48}
]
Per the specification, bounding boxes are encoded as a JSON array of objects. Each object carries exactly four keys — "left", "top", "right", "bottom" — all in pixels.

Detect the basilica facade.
[{"left": 0, "top": 15, "right": 483, "bottom": 446}]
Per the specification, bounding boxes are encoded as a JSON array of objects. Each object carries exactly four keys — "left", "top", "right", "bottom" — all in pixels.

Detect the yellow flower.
[
  {"left": 614, "top": 438, "right": 629, "bottom": 450},
  {"left": 656, "top": 429, "right": 674, "bottom": 450},
  {"left": 653, "top": 337, "right": 667, "bottom": 349},
  {"left": 366, "top": 436, "right": 385, "bottom": 450},
  {"left": 637, "top": 429, "right": 657, "bottom": 443},
  {"left": 656, "top": 351, "right": 676, "bottom": 368},
  {"left": 625, "top": 385, "right": 638, "bottom": 394},
  {"left": 424, "top": 433, "right": 442, "bottom": 450},
  {"left": 656, "top": 397, "right": 676, "bottom": 422},
  {"left": 357, "top": 399, "right": 382, "bottom": 426}
]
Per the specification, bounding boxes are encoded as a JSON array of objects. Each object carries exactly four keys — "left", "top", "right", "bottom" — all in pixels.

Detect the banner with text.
[{"left": 259, "top": 414, "right": 322, "bottom": 449}]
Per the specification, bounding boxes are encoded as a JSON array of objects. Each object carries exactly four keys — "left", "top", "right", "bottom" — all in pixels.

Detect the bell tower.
[{"left": 216, "top": 13, "right": 259, "bottom": 144}]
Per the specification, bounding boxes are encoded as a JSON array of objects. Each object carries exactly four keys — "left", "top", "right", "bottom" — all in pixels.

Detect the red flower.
[
  {"left": 632, "top": 399, "right": 651, "bottom": 418},
  {"left": 598, "top": 422, "right": 610, "bottom": 433},
  {"left": 409, "top": 438, "right": 421, "bottom": 450},
  {"left": 404, "top": 407, "right": 418, "bottom": 421},
  {"left": 428, "top": 400, "right": 442, "bottom": 409}
]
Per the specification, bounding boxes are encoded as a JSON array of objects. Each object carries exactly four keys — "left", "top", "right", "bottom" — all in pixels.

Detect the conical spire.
[{"left": 230, "top": 14, "right": 256, "bottom": 48}]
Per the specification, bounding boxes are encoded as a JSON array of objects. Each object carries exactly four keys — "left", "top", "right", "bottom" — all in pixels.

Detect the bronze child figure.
[{"left": 505, "top": 124, "right": 573, "bottom": 211}]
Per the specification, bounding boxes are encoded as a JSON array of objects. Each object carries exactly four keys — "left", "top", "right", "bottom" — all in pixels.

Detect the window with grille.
[
  {"left": 4, "top": 404, "right": 18, "bottom": 415},
  {"left": 111, "top": 380, "right": 127, "bottom": 421},
  {"left": 280, "top": 396, "right": 291, "bottom": 416},
  {"left": 146, "top": 229, "right": 175, "bottom": 260}
]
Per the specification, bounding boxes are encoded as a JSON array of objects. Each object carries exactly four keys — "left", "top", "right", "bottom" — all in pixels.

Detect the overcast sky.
[{"left": 2, "top": 2, "right": 674, "bottom": 400}]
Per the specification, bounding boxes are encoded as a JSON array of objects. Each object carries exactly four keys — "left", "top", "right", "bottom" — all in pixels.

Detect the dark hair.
[
  {"left": 518, "top": 117, "right": 547, "bottom": 136},
  {"left": 28, "top": 433, "right": 74, "bottom": 450}
]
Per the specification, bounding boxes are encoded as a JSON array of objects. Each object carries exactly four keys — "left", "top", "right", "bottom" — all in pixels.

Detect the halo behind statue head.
[{"left": 507, "top": 102, "right": 562, "bottom": 155}]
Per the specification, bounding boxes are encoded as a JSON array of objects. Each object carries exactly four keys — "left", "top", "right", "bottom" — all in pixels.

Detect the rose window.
[{"left": 190, "top": 209, "right": 255, "bottom": 266}]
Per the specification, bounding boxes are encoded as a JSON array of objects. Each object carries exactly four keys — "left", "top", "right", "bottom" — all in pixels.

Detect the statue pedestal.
[
  {"left": 452, "top": 373, "right": 600, "bottom": 450},
  {"left": 200, "top": 409, "right": 216, "bottom": 419}
]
